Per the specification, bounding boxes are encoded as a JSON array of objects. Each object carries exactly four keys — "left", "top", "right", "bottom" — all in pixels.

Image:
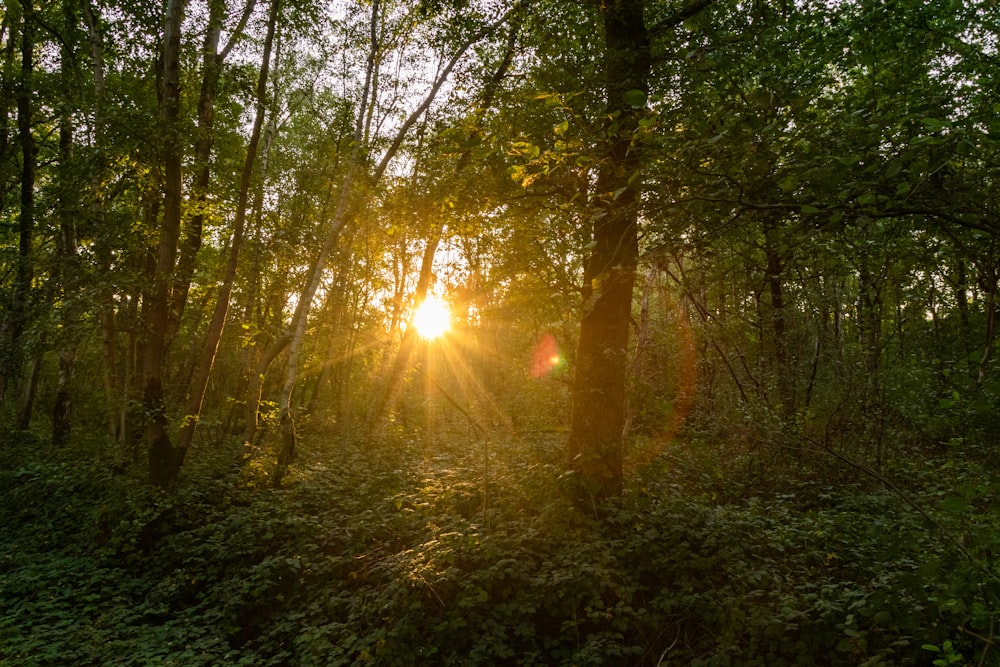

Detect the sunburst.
[{"left": 412, "top": 295, "right": 451, "bottom": 339}]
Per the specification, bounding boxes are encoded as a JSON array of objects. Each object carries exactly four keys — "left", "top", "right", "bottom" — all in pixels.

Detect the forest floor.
[{"left": 1, "top": 427, "right": 997, "bottom": 666}]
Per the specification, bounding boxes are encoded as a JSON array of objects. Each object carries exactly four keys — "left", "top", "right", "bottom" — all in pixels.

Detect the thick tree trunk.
[
  {"left": 565, "top": 0, "right": 650, "bottom": 501},
  {"left": 145, "top": 0, "right": 186, "bottom": 488},
  {"left": 565, "top": 0, "right": 713, "bottom": 501}
]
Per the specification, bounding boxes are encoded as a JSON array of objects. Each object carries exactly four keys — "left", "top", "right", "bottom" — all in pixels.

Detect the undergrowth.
[{"left": 1, "top": 430, "right": 997, "bottom": 666}]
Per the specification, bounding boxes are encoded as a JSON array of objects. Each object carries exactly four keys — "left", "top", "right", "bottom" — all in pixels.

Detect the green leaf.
[
  {"left": 623, "top": 89, "right": 647, "bottom": 109},
  {"left": 940, "top": 496, "right": 970, "bottom": 514},
  {"left": 921, "top": 117, "right": 947, "bottom": 132}
]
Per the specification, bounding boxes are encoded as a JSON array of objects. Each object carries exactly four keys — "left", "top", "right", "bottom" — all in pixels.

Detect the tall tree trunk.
[
  {"left": 0, "top": 13, "right": 11, "bottom": 186},
  {"left": 1, "top": 0, "right": 35, "bottom": 405},
  {"left": 80, "top": 0, "right": 124, "bottom": 445},
  {"left": 52, "top": 0, "right": 82, "bottom": 446},
  {"left": 565, "top": 0, "right": 711, "bottom": 501},
  {"left": 145, "top": 0, "right": 186, "bottom": 488},
  {"left": 233, "top": 100, "right": 280, "bottom": 442},
  {"left": 17, "top": 339, "right": 43, "bottom": 430},
  {"left": 856, "top": 258, "right": 886, "bottom": 464},
  {"left": 625, "top": 259, "right": 660, "bottom": 438},
  {"left": 178, "top": 0, "right": 279, "bottom": 455},
  {"left": 954, "top": 259, "right": 971, "bottom": 358},
  {"left": 166, "top": 0, "right": 256, "bottom": 345},
  {"left": 265, "top": 0, "right": 384, "bottom": 484},
  {"left": 764, "top": 220, "right": 794, "bottom": 419},
  {"left": 565, "top": 0, "right": 650, "bottom": 501}
]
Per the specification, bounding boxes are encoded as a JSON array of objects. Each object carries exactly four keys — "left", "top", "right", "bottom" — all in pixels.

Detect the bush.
[{"left": 1, "top": 431, "right": 996, "bottom": 665}]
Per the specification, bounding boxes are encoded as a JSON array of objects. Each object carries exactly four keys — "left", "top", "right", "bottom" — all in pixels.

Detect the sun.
[{"left": 412, "top": 295, "right": 451, "bottom": 339}]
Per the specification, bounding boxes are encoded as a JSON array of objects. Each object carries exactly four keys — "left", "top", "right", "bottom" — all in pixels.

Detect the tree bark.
[
  {"left": 145, "top": 0, "right": 186, "bottom": 488},
  {"left": 80, "top": 0, "right": 124, "bottom": 445},
  {"left": 1, "top": 0, "right": 35, "bottom": 404},
  {"left": 565, "top": 0, "right": 650, "bottom": 501},
  {"left": 566, "top": 0, "right": 712, "bottom": 501},
  {"left": 764, "top": 220, "right": 794, "bottom": 419}
]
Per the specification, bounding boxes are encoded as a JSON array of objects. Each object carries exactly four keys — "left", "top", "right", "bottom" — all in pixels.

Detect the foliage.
[
  {"left": 2, "top": 428, "right": 997, "bottom": 666},
  {"left": 2, "top": 0, "right": 1000, "bottom": 664}
]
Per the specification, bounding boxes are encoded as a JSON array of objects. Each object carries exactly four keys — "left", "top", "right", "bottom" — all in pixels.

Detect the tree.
[
  {"left": 175, "top": 0, "right": 278, "bottom": 465},
  {"left": 564, "top": 0, "right": 713, "bottom": 501},
  {"left": 0, "top": 0, "right": 35, "bottom": 412}
]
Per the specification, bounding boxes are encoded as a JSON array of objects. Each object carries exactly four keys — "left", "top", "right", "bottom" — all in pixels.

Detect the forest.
[{"left": 1, "top": 0, "right": 999, "bottom": 664}]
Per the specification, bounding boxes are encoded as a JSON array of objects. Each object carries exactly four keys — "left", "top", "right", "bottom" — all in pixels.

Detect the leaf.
[
  {"left": 623, "top": 89, "right": 647, "bottom": 109},
  {"left": 780, "top": 176, "right": 798, "bottom": 193},
  {"left": 921, "top": 117, "right": 947, "bottom": 132},
  {"left": 940, "top": 496, "right": 970, "bottom": 514}
]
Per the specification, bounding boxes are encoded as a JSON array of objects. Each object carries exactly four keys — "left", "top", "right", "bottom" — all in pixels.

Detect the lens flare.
[
  {"left": 531, "top": 333, "right": 561, "bottom": 377},
  {"left": 412, "top": 296, "right": 451, "bottom": 339}
]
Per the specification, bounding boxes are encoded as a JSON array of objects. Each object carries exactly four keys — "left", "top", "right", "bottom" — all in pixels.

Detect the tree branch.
[{"left": 648, "top": 0, "right": 715, "bottom": 38}]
